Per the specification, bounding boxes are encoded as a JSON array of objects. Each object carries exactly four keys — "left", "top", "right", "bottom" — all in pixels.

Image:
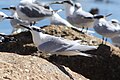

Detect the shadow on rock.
[
  {"left": 0, "top": 25, "right": 120, "bottom": 80},
  {"left": 0, "top": 31, "right": 37, "bottom": 55},
  {"left": 48, "top": 44, "right": 120, "bottom": 80}
]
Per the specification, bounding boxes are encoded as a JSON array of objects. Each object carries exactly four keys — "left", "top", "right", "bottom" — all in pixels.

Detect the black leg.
[
  {"left": 105, "top": 38, "right": 107, "bottom": 44},
  {"left": 81, "top": 27, "right": 84, "bottom": 32},
  {"left": 102, "top": 36, "right": 104, "bottom": 44},
  {"left": 30, "top": 22, "right": 33, "bottom": 26},
  {"left": 30, "top": 21, "right": 36, "bottom": 26},
  {"left": 86, "top": 27, "right": 88, "bottom": 33},
  {"left": 33, "top": 21, "right": 36, "bottom": 25}
]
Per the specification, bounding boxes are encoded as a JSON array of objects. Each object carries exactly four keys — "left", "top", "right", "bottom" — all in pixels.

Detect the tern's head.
[
  {"left": 0, "top": 12, "right": 6, "bottom": 21},
  {"left": 111, "top": 19, "right": 119, "bottom": 24},
  {"left": 75, "top": 3, "right": 82, "bottom": 9},
  {"left": 19, "top": 24, "right": 42, "bottom": 32},
  {"left": 51, "top": 0, "right": 74, "bottom": 6},
  {"left": 44, "top": 5, "right": 50, "bottom": 10},
  {"left": 94, "top": 13, "right": 112, "bottom": 19},
  {"left": 0, "top": 11, "right": 14, "bottom": 21},
  {"left": 111, "top": 19, "right": 120, "bottom": 26},
  {"left": 0, "top": 12, "right": 7, "bottom": 18},
  {"left": 62, "top": 0, "right": 74, "bottom": 6}
]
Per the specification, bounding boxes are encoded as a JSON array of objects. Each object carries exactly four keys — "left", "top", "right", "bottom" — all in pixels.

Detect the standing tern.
[
  {"left": 16, "top": 0, "right": 56, "bottom": 25},
  {"left": 93, "top": 15, "right": 120, "bottom": 43},
  {"left": 2, "top": 6, "right": 30, "bottom": 34},
  {"left": 49, "top": 7, "right": 95, "bottom": 34},
  {"left": 110, "top": 19, "right": 120, "bottom": 47},
  {"left": 19, "top": 24, "right": 98, "bottom": 57},
  {"left": 73, "top": 2, "right": 94, "bottom": 31},
  {"left": 43, "top": 4, "right": 89, "bottom": 34},
  {"left": 51, "top": 0, "right": 94, "bottom": 32}
]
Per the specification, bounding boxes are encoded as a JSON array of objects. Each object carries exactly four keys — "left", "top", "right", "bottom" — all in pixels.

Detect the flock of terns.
[{"left": 0, "top": 0, "right": 120, "bottom": 57}]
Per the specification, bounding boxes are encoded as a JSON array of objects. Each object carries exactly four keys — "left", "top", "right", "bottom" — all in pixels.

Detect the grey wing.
[
  {"left": 64, "top": 45, "right": 97, "bottom": 52},
  {"left": 19, "top": 3, "right": 53, "bottom": 18},
  {"left": 38, "top": 38, "right": 72, "bottom": 53},
  {"left": 76, "top": 10, "right": 93, "bottom": 18},
  {"left": 94, "top": 22, "right": 119, "bottom": 36},
  {"left": 38, "top": 37, "right": 97, "bottom": 53}
]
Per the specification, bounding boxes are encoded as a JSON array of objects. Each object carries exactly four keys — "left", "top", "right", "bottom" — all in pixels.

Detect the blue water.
[{"left": 0, "top": 0, "right": 119, "bottom": 43}]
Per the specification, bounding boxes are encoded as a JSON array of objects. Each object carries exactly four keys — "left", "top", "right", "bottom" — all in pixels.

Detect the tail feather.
[
  {"left": 77, "top": 52, "right": 93, "bottom": 57},
  {"left": 53, "top": 51, "right": 94, "bottom": 57}
]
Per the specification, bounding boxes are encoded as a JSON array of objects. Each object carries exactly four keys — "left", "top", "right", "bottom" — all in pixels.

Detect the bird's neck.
[
  {"left": 11, "top": 11, "right": 17, "bottom": 16},
  {"left": 51, "top": 13, "right": 61, "bottom": 20},
  {"left": 10, "top": 10, "right": 15, "bottom": 15},
  {"left": 64, "top": 4, "right": 75, "bottom": 17},
  {"left": 11, "top": 11, "right": 21, "bottom": 20},
  {"left": 94, "top": 19, "right": 100, "bottom": 27},
  {"left": 30, "top": 31, "right": 46, "bottom": 46},
  {"left": 94, "top": 18, "right": 107, "bottom": 27},
  {"left": 75, "top": 7, "right": 82, "bottom": 12}
]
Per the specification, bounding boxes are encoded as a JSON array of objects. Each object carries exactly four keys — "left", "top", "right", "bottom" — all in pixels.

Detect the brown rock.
[
  {"left": 0, "top": 25, "right": 120, "bottom": 80},
  {"left": 0, "top": 52, "right": 88, "bottom": 80}
]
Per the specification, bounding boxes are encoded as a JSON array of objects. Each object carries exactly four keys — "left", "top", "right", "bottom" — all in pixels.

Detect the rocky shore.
[{"left": 0, "top": 25, "right": 120, "bottom": 80}]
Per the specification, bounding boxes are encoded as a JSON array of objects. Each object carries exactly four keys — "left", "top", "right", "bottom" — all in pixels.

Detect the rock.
[
  {"left": 0, "top": 52, "right": 88, "bottom": 80},
  {"left": 0, "top": 25, "right": 120, "bottom": 80}
]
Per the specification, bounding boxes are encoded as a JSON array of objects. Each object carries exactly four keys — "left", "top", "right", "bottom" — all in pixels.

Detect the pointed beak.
[
  {"left": 105, "top": 13, "right": 112, "bottom": 17},
  {"left": 4, "top": 17, "right": 14, "bottom": 19},
  {"left": 18, "top": 24, "right": 31, "bottom": 30},
  {"left": 2, "top": 8, "right": 10, "bottom": 10}
]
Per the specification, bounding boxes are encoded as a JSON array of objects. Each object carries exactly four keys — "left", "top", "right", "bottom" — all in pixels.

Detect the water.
[{"left": 0, "top": 0, "right": 120, "bottom": 43}]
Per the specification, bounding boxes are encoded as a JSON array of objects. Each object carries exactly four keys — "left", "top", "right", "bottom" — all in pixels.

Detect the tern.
[
  {"left": 110, "top": 19, "right": 120, "bottom": 47},
  {"left": 16, "top": 0, "right": 57, "bottom": 25},
  {"left": 19, "top": 24, "right": 98, "bottom": 57},
  {"left": 93, "top": 14, "right": 120, "bottom": 43},
  {"left": 51, "top": 0, "right": 94, "bottom": 32},
  {"left": 49, "top": 7, "right": 95, "bottom": 34},
  {"left": 2, "top": 6, "right": 30, "bottom": 34},
  {"left": 73, "top": 2, "right": 94, "bottom": 31}
]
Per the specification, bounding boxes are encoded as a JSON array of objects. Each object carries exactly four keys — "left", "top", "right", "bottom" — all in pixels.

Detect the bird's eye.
[
  {"left": 10, "top": 7, "right": 16, "bottom": 10},
  {"left": 111, "top": 21, "right": 116, "bottom": 23},
  {"left": 32, "top": 27, "right": 40, "bottom": 32},
  {"left": 1, "top": 15, "right": 4, "bottom": 17},
  {"left": 44, "top": 6, "right": 50, "bottom": 9}
]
